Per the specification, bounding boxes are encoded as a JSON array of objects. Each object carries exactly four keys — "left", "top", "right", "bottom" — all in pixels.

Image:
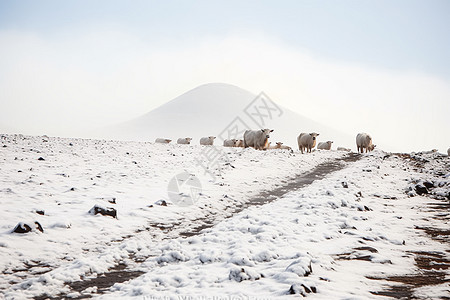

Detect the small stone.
[
  {"left": 35, "top": 210, "right": 45, "bottom": 215},
  {"left": 288, "top": 284, "right": 305, "bottom": 295},
  {"left": 88, "top": 205, "right": 117, "bottom": 218},
  {"left": 415, "top": 184, "right": 428, "bottom": 195},
  {"left": 301, "top": 284, "right": 312, "bottom": 293},
  {"left": 154, "top": 200, "right": 168, "bottom": 206},
  {"left": 34, "top": 221, "right": 44, "bottom": 232},
  {"left": 12, "top": 223, "right": 31, "bottom": 233},
  {"left": 354, "top": 246, "right": 378, "bottom": 253},
  {"left": 228, "top": 267, "right": 262, "bottom": 282},
  {"left": 341, "top": 181, "right": 348, "bottom": 188},
  {"left": 423, "top": 181, "right": 434, "bottom": 190},
  {"left": 12, "top": 221, "right": 44, "bottom": 233}
]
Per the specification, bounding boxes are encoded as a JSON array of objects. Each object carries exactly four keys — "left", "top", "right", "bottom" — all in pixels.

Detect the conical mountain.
[{"left": 103, "top": 83, "right": 354, "bottom": 149}]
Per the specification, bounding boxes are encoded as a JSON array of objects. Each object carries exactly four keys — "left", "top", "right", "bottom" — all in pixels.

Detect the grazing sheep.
[
  {"left": 420, "top": 149, "right": 438, "bottom": 154},
  {"left": 235, "top": 139, "right": 244, "bottom": 147},
  {"left": 243, "top": 129, "right": 273, "bottom": 150},
  {"left": 177, "top": 138, "right": 192, "bottom": 145},
  {"left": 155, "top": 138, "right": 172, "bottom": 144},
  {"left": 297, "top": 133, "right": 319, "bottom": 154},
  {"left": 268, "top": 142, "right": 292, "bottom": 150},
  {"left": 317, "top": 141, "right": 333, "bottom": 150},
  {"left": 200, "top": 136, "right": 216, "bottom": 145},
  {"left": 223, "top": 139, "right": 237, "bottom": 147},
  {"left": 337, "top": 147, "right": 351, "bottom": 152},
  {"left": 356, "top": 133, "right": 374, "bottom": 153}
]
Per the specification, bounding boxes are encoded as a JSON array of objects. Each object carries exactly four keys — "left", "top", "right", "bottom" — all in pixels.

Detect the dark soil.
[
  {"left": 33, "top": 263, "right": 145, "bottom": 300},
  {"left": 368, "top": 251, "right": 450, "bottom": 299},
  {"left": 414, "top": 226, "right": 450, "bottom": 243}
]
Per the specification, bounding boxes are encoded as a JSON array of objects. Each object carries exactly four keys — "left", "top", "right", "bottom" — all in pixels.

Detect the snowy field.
[{"left": 0, "top": 134, "right": 449, "bottom": 299}]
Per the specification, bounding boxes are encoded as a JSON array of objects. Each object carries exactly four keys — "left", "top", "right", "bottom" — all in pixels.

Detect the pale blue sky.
[
  {"left": 0, "top": 1, "right": 449, "bottom": 152},
  {"left": 1, "top": 0, "right": 449, "bottom": 77}
]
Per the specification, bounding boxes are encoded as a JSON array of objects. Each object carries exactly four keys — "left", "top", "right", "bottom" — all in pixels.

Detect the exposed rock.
[
  {"left": 12, "top": 223, "right": 31, "bottom": 233},
  {"left": 88, "top": 205, "right": 117, "bottom": 218},
  {"left": 288, "top": 284, "right": 303, "bottom": 295},
  {"left": 423, "top": 181, "right": 434, "bottom": 190},
  {"left": 415, "top": 184, "right": 429, "bottom": 195},
  {"left": 302, "top": 284, "right": 316, "bottom": 293},
  {"left": 35, "top": 221, "right": 44, "bottom": 232},
  {"left": 354, "top": 246, "right": 378, "bottom": 253},
  {"left": 154, "top": 200, "right": 168, "bottom": 206},
  {"left": 357, "top": 205, "right": 372, "bottom": 211},
  {"left": 288, "top": 283, "right": 317, "bottom": 295},
  {"left": 12, "top": 221, "right": 44, "bottom": 233},
  {"left": 229, "top": 267, "right": 263, "bottom": 282},
  {"left": 38, "top": 157, "right": 45, "bottom": 161}
]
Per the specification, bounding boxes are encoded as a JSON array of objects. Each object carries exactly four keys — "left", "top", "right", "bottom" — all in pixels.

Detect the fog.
[{"left": 0, "top": 31, "right": 449, "bottom": 153}]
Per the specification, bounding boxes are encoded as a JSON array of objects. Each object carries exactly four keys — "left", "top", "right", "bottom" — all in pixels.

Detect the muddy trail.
[
  {"left": 367, "top": 154, "right": 450, "bottom": 299},
  {"left": 32, "top": 153, "right": 361, "bottom": 299},
  {"left": 180, "top": 152, "right": 361, "bottom": 237},
  {"left": 367, "top": 197, "right": 450, "bottom": 299}
]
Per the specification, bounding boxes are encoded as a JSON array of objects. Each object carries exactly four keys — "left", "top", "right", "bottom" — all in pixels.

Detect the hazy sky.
[{"left": 0, "top": 0, "right": 449, "bottom": 152}]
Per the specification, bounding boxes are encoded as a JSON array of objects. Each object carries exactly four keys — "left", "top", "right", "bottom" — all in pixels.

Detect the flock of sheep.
[{"left": 155, "top": 129, "right": 377, "bottom": 154}]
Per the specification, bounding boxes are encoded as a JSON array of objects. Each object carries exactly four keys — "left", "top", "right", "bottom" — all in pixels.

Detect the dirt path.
[
  {"left": 180, "top": 152, "right": 361, "bottom": 237},
  {"left": 32, "top": 153, "right": 361, "bottom": 299},
  {"left": 367, "top": 197, "right": 450, "bottom": 299},
  {"left": 28, "top": 152, "right": 450, "bottom": 299},
  {"left": 367, "top": 154, "right": 450, "bottom": 299}
]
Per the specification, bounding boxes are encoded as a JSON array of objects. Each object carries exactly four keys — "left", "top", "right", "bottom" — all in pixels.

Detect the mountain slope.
[{"left": 102, "top": 83, "right": 354, "bottom": 149}]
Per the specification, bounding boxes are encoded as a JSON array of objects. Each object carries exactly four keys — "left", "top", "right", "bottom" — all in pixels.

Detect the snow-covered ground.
[{"left": 0, "top": 134, "right": 449, "bottom": 299}]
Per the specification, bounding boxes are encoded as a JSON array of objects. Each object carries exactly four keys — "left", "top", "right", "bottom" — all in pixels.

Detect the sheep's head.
[
  {"left": 310, "top": 132, "right": 319, "bottom": 140},
  {"left": 261, "top": 129, "right": 274, "bottom": 139}
]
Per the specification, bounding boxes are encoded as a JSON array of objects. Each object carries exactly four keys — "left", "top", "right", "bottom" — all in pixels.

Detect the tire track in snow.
[
  {"left": 180, "top": 152, "right": 361, "bottom": 237},
  {"left": 35, "top": 153, "right": 361, "bottom": 299}
]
